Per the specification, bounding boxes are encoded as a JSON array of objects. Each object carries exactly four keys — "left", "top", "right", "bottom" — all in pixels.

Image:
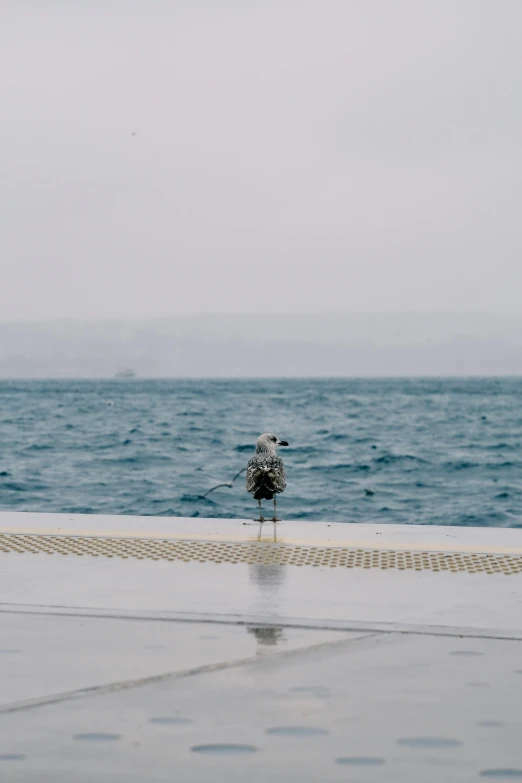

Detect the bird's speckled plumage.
[{"left": 246, "top": 433, "right": 287, "bottom": 501}]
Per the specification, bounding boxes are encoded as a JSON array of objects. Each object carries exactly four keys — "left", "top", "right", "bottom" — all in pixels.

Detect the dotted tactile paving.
[{"left": 0, "top": 533, "right": 521, "bottom": 575}]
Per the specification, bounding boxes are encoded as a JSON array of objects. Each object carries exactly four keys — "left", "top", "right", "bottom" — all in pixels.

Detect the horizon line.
[{"left": 2, "top": 311, "right": 522, "bottom": 325}]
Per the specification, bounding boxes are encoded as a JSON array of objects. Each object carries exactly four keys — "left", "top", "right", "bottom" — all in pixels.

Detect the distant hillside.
[{"left": 0, "top": 314, "right": 522, "bottom": 377}]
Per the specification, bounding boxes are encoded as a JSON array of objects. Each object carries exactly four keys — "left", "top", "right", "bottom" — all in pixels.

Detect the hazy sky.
[{"left": 1, "top": 1, "right": 521, "bottom": 320}]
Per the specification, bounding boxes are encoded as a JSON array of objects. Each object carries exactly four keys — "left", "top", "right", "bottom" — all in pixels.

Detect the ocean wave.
[
  {"left": 0, "top": 481, "right": 48, "bottom": 492},
  {"left": 61, "top": 506, "right": 97, "bottom": 514},
  {"left": 143, "top": 507, "right": 182, "bottom": 516},
  {"left": 309, "top": 463, "right": 371, "bottom": 472},
  {"left": 455, "top": 511, "right": 514, "bottom": 527},
  {"left": 99, "top": 454, "right": 172, "bottom": 465},
  {"left": 373, "top": 454, "right": 428, "bottom": 465},
  {"left": 180, "top": 494, "right": 216, "bottom": 505},
  {"left": 444, "top": 460, "right": 480, "bottom": 470}
]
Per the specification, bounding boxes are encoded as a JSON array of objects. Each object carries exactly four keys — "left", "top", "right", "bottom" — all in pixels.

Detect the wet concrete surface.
[{"left": 0, "top": 512, "right": 522, "bottom": 781}]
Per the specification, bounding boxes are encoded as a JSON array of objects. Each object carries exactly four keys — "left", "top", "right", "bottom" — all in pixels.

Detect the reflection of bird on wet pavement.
[
  {"left": 246, "top": 433, "right": 288, "bottom": 522},
  {"left": 247, "top": 557, "right": 287, "bottom": 648},
  {"left": 247, "top": 625, "right": 284, "bottom": 646}
]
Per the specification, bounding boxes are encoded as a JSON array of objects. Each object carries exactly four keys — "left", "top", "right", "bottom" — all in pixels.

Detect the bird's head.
[{"left": 256, "top": 433, "right": 289, "bottom": 453}]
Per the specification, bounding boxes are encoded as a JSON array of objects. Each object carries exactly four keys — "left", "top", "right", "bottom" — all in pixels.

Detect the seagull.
[{"left": 246, "top": 433, "right": 288, "bottom": 522}]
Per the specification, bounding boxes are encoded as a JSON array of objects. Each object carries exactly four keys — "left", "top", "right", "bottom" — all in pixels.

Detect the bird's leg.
[
  {"left": 271, "top": 496, "right": 280, "bottom": 523},
  {"left": 256, "top": 498, "right": 265, "bottom": 523}
]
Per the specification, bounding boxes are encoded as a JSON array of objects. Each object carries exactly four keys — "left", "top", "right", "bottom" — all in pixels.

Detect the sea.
[{"left": 1, "top": 377, "right": 522, "bottom": 527}]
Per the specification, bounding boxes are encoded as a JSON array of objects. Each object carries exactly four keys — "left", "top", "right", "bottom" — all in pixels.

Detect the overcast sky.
[{"left": 1, "top": 1, "right": 521, "bottom": 321}]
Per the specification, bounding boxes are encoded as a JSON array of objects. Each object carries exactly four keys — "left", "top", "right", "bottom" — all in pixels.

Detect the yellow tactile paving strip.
[
  {"left": 3, "top": 524, "right": 522, "bottom": 556},
  {"left": 0, "top": 533, "right": 521, "bottom": 575}
]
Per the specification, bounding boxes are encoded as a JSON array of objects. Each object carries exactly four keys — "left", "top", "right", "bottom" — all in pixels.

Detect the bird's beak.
[{"left": 277, "top": 440, "right": 289, "bottom": 446}]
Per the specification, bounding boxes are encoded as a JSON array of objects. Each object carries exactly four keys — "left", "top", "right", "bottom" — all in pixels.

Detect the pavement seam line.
[
  {"left": 1, "top": 604, "right": 522, "bottom": 642},
  {"left": 0, "top": 632, "right": 379, "bottom": 716}
]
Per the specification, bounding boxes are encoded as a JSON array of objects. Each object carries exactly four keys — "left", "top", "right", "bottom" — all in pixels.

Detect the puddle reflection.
[{"left": 246, "top": 535, "right": 287, "bottom": 648}]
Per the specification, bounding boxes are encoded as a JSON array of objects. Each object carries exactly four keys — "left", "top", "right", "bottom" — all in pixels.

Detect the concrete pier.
[{"left": 0, "top": 511, "right": 521, "bottom": 781}]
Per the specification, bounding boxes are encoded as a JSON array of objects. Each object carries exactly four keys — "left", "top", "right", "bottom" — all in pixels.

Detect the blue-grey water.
[{"left": 1, "top": 378, "right": 522, "bottom": 527}]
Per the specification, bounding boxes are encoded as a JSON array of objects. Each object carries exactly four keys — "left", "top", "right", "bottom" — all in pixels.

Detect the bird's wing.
[
  {"left": 268, "top": 454, "right": 286, "bottom": 493},
  {"left": 246, "top": 456, "right": 263, "bottom": 494},
  {"left": 246, "top": 455, "right": 286, "bottom": 494}
]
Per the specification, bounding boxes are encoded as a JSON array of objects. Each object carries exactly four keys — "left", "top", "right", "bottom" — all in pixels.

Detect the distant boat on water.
[{"left": 114, "top": 368, "right": 137, "bottom": 378}]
